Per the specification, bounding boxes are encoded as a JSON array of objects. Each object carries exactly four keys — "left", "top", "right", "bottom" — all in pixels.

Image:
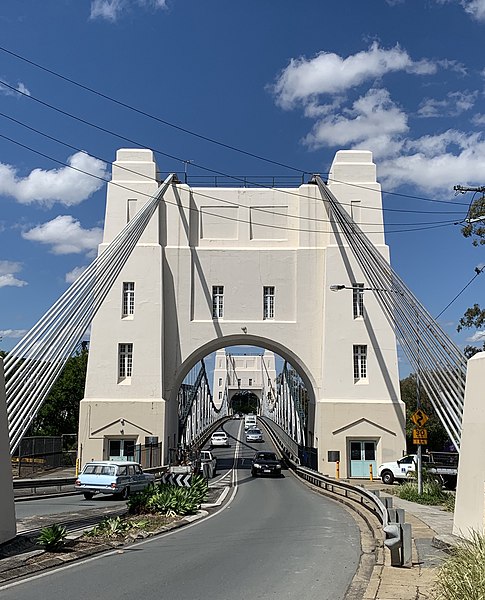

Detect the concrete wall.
[
  {"left": 0, "top": 358, "right": 16, "bottom": 543},
  {"left": 78, "top": 148, "right": 406, "bottom": 475},
  {"left": 453, "top": 352, "right": 485, "bottom": 537}
]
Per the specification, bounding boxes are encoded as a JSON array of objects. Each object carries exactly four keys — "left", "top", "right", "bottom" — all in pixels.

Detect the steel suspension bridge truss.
[
  {"left": 178, "top": 359, "right": 228, "bottom": 447},
  {"left": 263, "top": 361, "right": 307, "bottom": 447},
  {"left": 4, "top": 174, "right": 177, "bottom": 454},
  {"left": 315, "top": 176, "right": 466, "bottom": 450}
]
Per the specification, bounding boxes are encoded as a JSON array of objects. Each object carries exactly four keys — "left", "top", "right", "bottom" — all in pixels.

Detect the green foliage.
[
  {"left": 86, "top": 516, "right": 131, "bottom": 538},
  {"left": 396, "top": 469, "right": 455, "bottom": 510},
  {"left": 433, "top": 531, "right": 485, "bottom": 600},
  {"left": 30, "top": 346, "right": 88, "bottom": 436},
  {"left": 461, "top": 195, "right": 485, "bottom": 246},
  {"left": 37, "top": 523, "right": 67, "bottom": 551},
  {"left": 128, "top": 476, "right": 208, "bottom": 517},
  {"left": 400, "top": 374, "right": 451, "bottom": 451}
]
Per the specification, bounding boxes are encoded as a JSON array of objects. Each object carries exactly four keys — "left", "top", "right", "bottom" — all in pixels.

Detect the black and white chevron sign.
[{"left": 161, "top": 473, "right": 192, "bottom": 487}]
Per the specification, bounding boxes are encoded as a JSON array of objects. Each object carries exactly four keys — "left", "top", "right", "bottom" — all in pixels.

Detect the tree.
[
  {"left": 458, "top": 193, "right": 485, "bottom": 354},
  {"left": 400, "top": 374, "right": 451, "bottom": 451},
  {"left": 457, "top": 303, "right": 485, "bottom": 355},
  {"left": 30, "top": 347, "right": 88, "bottom": 437}
]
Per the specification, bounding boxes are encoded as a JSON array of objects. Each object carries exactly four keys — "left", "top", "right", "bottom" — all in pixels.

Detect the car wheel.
[
  {"left": 119, "top": 487, "right": 130, "bottom": 500},
  {"left": 381, "top": 470, "right": 394, "bottom": 485},
  {"left": 83, "top": 492, "right": 94, "bottom": 500}
]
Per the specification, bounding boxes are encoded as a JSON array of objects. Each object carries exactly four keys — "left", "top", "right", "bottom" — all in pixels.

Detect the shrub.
[
  {"left": 433, "top": 531, "right": 485, "bottom": 600},
  {"left": 86, "top": 516, "right": 131, "bottom": 538},
  {"left": 37, "top": 524, "right": 67, "bottom": 551},
  {"left": 128, "top": 476, "right": 208, "bottom": 516}
]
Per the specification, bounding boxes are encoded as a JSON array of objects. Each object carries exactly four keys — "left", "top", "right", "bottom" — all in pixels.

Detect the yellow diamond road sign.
[{"left": 411, "top": 409, "right": 429, "bottom": 427}]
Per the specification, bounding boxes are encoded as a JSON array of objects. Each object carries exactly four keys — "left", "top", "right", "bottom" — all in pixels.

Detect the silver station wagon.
[{"left": 75, "top": 460, "right": 155, "bottom": 500}]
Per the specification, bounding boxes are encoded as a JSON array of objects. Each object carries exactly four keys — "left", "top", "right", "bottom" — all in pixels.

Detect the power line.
[
  {"left": 435, "top": 265, "right": 485, "bottom": 320},
  {"left": 0, "top": 130, "right": 460, "bottom": 235},
  {"left": 0, "top": 44, "right": 309, "bottom": 174},
  {"left": 0, "top": 53, "right": 470, "bottom": 210},
  {"left": 0, "top": 104, "right": 466, "bottom": 221}
]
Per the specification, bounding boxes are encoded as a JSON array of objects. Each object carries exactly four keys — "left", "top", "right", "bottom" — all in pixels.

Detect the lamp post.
[{"left": 330, "top": 283, "right": 424, "bottom": 494}]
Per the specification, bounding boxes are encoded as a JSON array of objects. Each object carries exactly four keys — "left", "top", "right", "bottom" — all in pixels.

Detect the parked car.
[
  {"left": 251, "top": 451, "right": 282, "bottom": 477},
  {"left": 210, "top": 431, "right": 229, "bottom": 447},
  {"left": 246, "top": 428, "right": 263, "bottom": 443},
  {"left": 74, "top": 460, "right": 155, "bottom": 500},
  {"left": 200, "top": 450, "right": 217, "bottom": 477},
  {"left": 378, "top": 452, "right": 458, "bottom": 487}
]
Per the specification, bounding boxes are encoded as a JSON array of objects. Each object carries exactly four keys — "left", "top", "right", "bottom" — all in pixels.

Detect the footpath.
[{"left": 357, "top": 480, "right": 458, "bottom": 600}]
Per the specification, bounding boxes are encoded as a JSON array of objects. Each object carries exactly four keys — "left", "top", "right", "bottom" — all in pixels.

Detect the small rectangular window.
[
  {"left": 352, "top": 283, "right": 364, "bottom": 319},
  {"left": 237, "top": 378, "right": 241, "bottom": 387},
  {"left": 212, "top": 286, "right": 224, "bottom": 319},
  {"left": 119, "top": 343, "right": 133, "bottom": 379},
  {"left": 218, "top": 377, "right": 222, "bottom": 386},
  {"left": 353, "top": 345, "right": 367, "bottom": 381},
  {"left": 263, "top": 286, "right": 275, "bottom": 319},
  {"left": 248, "top": 378, "right": 253, "bottom": 386},
  {"left": 122, "top": 282, "right": 135, "bottom": 317},
  {"left": 218, "top": 391, "right": 222, "bottom": 400}
]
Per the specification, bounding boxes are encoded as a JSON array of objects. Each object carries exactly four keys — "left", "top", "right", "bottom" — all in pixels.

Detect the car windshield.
[
  {"left": 248, "top": 429, "right": 261, "bottom": 434},
  {"left": 255, "top": 453, "right": 277, "bottom": 461},
  {"left": 213, "top": 433, "right": 226, "bottom": 437}
]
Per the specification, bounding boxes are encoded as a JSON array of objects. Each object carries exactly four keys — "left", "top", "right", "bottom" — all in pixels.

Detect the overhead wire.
[
  {"left": 0, "top": 76, "right": 470, "bottom": 210},
  {"left": 0, "top": 130, "right": 461, "bottom": 235}
]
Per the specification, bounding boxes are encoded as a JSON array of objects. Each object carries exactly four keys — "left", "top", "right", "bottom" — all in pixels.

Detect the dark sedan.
[{"left": 251, "top": 451, "right": 283, "bottom": 477}]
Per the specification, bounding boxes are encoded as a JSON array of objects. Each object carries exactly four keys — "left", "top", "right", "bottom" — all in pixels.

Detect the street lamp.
[{"left": 330, "top": 282, "right": 424, "bottom": 494}]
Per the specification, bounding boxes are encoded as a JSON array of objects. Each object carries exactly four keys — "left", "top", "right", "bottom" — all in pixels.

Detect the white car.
[
  {"left": 74, "top": 460, "right": 155, "bottom": 500},
  {"left": 210, "top": 431, "right": 229, "bottom": 447},
  {"left": 246, "top": 428, "right": 263, "bottom": 443}
]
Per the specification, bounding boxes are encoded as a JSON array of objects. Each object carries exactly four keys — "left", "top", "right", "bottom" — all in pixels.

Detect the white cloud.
[
  {"left": 272, "top": 43, "right": 436, "bottom": 110},
  {"left": 304, "top": 88, "right": 408, "bottom": 157},
  {"left": 65, "top": 265, "right": 88, "bottom": 283},
  {"left": 0, "top": 260, "right": 27, "bottom": 288},
  {"left": 0, "top": 152, "right": 107, "bottom": 207},
  {"left": 467, "top": 330, "right": 485, "bottom": 342},
  {"left": 418, "top": 91, "right": 476, "bottom": 118},
  {"left": 0, "top": 78, "right": 31, "bottom": 97},
  {"left": 461, "top": 0, "right": 485, "bottom": 21},
  {"left": 378, "top": 134, "right": 485, "bottom": 191},
  {"left": 90, "top": 0, "right": 167, "bottom": 21},
  {"left": 0, "top": 329, "right": 27, "bottom": 339},
  {"left": 22, "top": 216, "right": 103, "bottom": 256},
  {"left": 472, "top": 113, "right": 485, "bottom": 125}
]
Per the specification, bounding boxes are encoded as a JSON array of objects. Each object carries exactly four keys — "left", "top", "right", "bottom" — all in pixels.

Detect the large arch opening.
[{"left": 173, "top": 335, "right": 317, "bottom": 460}]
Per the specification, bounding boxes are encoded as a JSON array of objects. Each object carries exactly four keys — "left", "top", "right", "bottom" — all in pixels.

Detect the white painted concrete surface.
[{"left": 0, "top": 358, "right": 16, "bottom": 544}]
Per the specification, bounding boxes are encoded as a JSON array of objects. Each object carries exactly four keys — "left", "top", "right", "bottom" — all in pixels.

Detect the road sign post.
[{"left": 411, "top": 409, "right": 429, "bottom": 495}]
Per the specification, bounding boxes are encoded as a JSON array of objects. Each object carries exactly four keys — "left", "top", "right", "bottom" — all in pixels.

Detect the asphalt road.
[{"left": 4, "top": 419, "right": 361, "bottom": 600}]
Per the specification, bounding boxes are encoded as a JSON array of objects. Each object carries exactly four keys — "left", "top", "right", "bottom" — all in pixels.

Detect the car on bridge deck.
[
  {"left": 251, "top": 451, "right": 282, "bottom": 477},
  {"left": 75, "top": 461, "right": 155, "bottom": 500},
  {"left": 210, "top": 431, "right": 229, "bottom": 448},
  {"left": 246, "top": 428, "right": 263, "bottom": 443}
]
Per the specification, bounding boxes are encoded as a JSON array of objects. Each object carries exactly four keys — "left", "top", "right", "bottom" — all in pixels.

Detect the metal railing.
[{"left": 260, "top": 416, "right": 412, "bottom": 567}]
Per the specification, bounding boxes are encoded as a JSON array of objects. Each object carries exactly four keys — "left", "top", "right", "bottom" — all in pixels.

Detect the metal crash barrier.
[{"left": 260, "top": 416, "right": 412, "bottom": 567}]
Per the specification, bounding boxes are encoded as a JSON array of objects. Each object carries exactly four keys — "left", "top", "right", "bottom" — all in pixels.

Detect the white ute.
[{"left": 378, "top": 454, "right": 423, "bottom": 485}]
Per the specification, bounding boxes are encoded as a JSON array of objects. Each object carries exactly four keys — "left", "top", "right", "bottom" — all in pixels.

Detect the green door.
[{"left": 349, "top": 440, "right": 377, "bottom": 477}]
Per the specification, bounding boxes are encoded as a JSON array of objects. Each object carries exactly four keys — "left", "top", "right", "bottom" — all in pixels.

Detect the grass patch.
[
  {"left": 395, "top": 479, "right": 454, "bottom": 508},
  {"left": 433, "top": 531, "right": 485, "bottom": 600}
]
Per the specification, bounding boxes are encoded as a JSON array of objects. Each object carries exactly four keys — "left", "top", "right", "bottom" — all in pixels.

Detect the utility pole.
[{"left": 454, "top": 185, "right": 485, "bottom": 224}]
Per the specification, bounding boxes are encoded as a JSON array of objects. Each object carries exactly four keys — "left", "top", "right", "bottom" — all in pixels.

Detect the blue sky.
[{"left": 0, "top": 0, "right": 484, "bottom": 378}]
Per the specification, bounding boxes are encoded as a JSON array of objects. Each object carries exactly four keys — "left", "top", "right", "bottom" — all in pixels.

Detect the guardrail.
[{"left": 260, "top": 416, "right": 412, "bottom": 567}]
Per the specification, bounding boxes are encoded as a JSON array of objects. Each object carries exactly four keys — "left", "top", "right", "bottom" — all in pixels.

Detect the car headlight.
[
  {"left": 253, "top": 463, "right": 261, "bottom": 468},
  {"left": 275, "top": 464, "right": 281, "bottom": 469}
]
